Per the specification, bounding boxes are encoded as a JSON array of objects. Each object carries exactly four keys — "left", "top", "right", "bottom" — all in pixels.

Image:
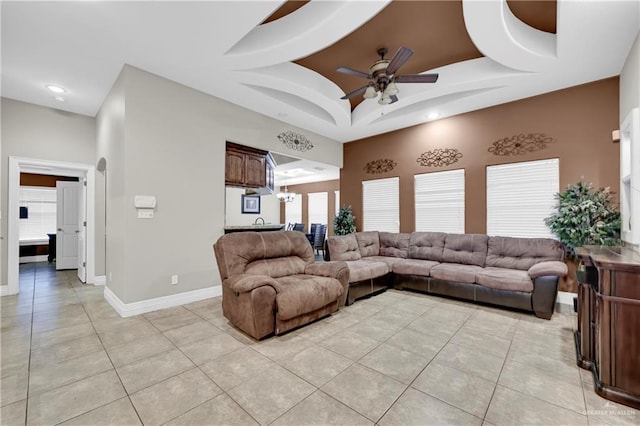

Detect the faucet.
[{"left": 254, "top": 217, "right": 265, "bottom": 225}]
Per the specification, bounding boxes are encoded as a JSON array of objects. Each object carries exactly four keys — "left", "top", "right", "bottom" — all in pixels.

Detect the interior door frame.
[{"left": 3, "top": 156, "right": 96, "bottom": 296}]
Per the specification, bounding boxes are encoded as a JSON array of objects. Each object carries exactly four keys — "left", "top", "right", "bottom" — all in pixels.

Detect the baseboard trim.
[
  {"left": 94, "top": 276, "right": 106, "bottom": 286},
  {"left": 19, "top": 255, "right": 48, "bottom": 264},
  {"left": 557, "top": 291, "right": 577, "bottom": 307},
  {"left": 0, "top": 285, "right": 12, "bottom": 296},
  {"left": 104, "top": 285, "right": 222, "bottom": 318}
]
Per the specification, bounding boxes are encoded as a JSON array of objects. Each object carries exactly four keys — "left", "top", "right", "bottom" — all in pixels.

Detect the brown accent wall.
[
  {"left": 279, "top": 179, "right": 340, "bottom": 235},
  {"left": 341, "top": 78, "right": 620, "bottom": 234},
  {"left": 20, "top": 173, "right": 78, "bottom": 187}
]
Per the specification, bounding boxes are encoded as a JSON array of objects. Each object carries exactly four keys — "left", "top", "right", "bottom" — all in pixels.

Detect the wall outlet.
[{"left": 171, "top": 275, "right": 178, "bottom": 285}]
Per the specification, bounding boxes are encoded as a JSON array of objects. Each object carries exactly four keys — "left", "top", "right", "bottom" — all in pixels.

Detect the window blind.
[
  {"left": 486, "top": 158, "right": 559, "bottom": 238},
  {"left": 363, "top": 177, "right": 399, "bottom": 232},
  {"left": 19, "top": 186, "right": 57, "bottom": 241},
  {"left": 415, "top": 169, "right": 465, "bottom": 233},
  {"left": 308, "top": 192, "right": 328, "bottom": 232},
  {"left": 284, "top": 193, "right": 302, "bottom": 227}
]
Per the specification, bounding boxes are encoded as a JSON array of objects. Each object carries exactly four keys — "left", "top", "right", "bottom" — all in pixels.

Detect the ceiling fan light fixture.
[
  {"left": 363, "top": 85, "right": 377, "bottom": 99},
  {"left": 386, "top": 81, "right": 399, "bottom": 95}
]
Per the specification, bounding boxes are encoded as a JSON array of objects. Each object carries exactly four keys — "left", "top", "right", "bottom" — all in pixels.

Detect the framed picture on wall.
[{"left": 241, "top": 194, "right": 261, "bottom": 214}]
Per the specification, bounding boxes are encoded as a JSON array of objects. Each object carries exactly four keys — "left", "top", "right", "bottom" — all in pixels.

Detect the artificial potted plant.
[
  {"left": 545, "top": 181, "right": 621, "bottom": 292},
  {"left": 333, "top": 205, "right": 356, "bottom": 235},
  {"left": 326, "top": 205, "right": 356, "bottom": 260}
]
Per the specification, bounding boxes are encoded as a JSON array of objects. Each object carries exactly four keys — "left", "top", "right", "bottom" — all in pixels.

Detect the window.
[
  {"left": 486, "top": 158, "right": 559, "bottom": 238},
  {"left": 415, "top": 169, "right": 465, "bottom": 233},
  {"left": 334, "top": 190, "right": 340, "bottom": 217},
  {"left": 308, "top": 192, "right": 328, "bottom": 232},
  {"left": 284, "top": 193, "right": 302, "bottom": 227},
  {"left": 19, "top": 186, "right": 56, "bottom": 241},
  {"left": 363, "top": 177, "right": 399, "bottom": 232}
]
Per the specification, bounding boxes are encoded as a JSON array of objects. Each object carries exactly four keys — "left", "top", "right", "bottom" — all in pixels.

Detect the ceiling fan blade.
[
  {"left": 336, "top": 66, "right": 371, "bottom": 79},
  {"left": 386, "top": 47, "right": 414, "bottom": 75},
  {"left": 340, "top": 84, "right": 370, "bottom": 100},
  {"left": 396, "top": 73, "right": 439, "bottom": 83}
]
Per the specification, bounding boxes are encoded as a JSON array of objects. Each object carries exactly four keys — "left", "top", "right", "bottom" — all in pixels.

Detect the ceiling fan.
[{"left": 337, "top": 46, "right": 438, "bottom": 105}]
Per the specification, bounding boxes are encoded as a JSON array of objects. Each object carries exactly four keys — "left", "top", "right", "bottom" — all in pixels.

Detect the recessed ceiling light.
[
  {"left": 46, "top": 85, "right": 66, "bottom": 94},
  {"left": 54, "top": 96, "right": 65, "bottom": 102},
  {"left": 427, "top": 112, "right": 440, "bottom": 120}
]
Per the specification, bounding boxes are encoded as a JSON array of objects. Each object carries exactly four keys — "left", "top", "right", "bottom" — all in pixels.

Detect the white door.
[
  {"left": 77, "top": 178, "right": 87, "bottom": 282},
  {"left": 56, "top": 181, "right": 80, "bottom": 270}
]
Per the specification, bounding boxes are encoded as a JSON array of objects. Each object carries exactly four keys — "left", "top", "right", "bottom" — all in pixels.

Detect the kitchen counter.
[{"left": 223, "top": 224, "right": 286, "bottom": 234}]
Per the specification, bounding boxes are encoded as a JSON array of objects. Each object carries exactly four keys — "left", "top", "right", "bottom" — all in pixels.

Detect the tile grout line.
[
  {"left": 23, "top": 265, "right": 37, "bottom": 425},
  {"left": 372, "top": 304, "right": 486, "bottom": 424},
  {"left": 66, "top": 275, "right": 146, "bottom": 426},
  {"left": 146, "top": 304, "right": 263, "bottom": 425}
]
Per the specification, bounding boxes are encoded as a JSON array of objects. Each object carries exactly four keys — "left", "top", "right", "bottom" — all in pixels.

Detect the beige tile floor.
[{"left": 2, "top": 262, "right": 639, "bottom": 425}]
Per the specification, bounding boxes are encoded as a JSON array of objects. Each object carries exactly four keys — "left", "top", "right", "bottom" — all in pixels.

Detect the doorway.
[{"left": 3, "top": 157, "right": 96, "bottom": 296}]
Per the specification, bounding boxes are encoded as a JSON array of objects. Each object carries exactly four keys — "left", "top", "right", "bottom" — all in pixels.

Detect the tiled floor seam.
[
  {"left": 369, "top": 309, "right": 467, "bottom": 424},
  {"left": 480, "top": 318, "right": 517, "bottom": 422},
  {"left": 144, "top": 309, "right": 264, "bottom": 425},
  {"left": 23, "top": 266, "right": 36, "bottom": 423},
  {"left": 75, "top": 283, "right": 146, "bottom": 426}
]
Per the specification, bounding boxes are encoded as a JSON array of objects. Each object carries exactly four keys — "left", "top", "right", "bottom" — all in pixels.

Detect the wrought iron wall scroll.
[
  {"left": 416, "top": 148, "right": 463, "bottom": 167},
  {"left": 277, "top": 131, "right": 314, "bottom": 152},
  {"left": 364, "top": 158, "right": 398, "bottom": 174},
  {"left": 488, "top": 133, "right": 553, "bottom": 156}
]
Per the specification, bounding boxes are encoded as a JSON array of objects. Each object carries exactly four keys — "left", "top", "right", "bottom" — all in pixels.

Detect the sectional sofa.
[{"left": 327, "top": 231, "right": 567, "bottom": 319}]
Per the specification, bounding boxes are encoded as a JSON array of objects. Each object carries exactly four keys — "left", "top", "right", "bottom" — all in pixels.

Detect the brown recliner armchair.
[{"left": 214, "top": 231, "right": 349, "bottom": 340}]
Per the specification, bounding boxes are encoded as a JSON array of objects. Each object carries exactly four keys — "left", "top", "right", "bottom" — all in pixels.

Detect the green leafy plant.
[
  {"left": 545, "top": 181, "right": 621, "bottom": 259},
  {"left": 333, "top": 205, "right": 356, "bottom": 235}
]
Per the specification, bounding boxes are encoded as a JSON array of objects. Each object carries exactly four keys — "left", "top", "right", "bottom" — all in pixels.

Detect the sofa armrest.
[
  {"left": 305, "top": 261, "right": 350, "bottom": 308},
  {"left": 223, "top": 274, "right": 277, "bottom": 294},
  {"left": 528, "top": 261, "right": 567, "bottom": 279}
]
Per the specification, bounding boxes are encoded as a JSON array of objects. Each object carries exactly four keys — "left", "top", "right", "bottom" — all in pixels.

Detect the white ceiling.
[{"left": 1, "top": 0, "right": 638, "bottom": 147}]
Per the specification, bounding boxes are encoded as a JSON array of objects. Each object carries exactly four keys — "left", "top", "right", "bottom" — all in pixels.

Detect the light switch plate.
[{"left": 137, "top": 210, "right": 154, "bottom": 219}]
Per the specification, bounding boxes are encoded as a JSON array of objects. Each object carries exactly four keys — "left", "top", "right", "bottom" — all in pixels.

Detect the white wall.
[
  {"left": 620, "top": 31, "right": 640, "bottom": 247},
  {"left": 621, "top": 32, "right": 640, "bottom": 121},
  {"left": 224, "top": 187, "right": 281, "bottom": 226},
  {"left": 0, "top": 98, "right": 96, "bottom": 287},
  {"left": 98, "top": 65, "right": 343, "bottom": 304},
  {"left": 96, "top": 71, "right": 126, "bottom": 293}
]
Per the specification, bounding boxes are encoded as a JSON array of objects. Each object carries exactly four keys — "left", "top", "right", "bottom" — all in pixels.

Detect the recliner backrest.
[{"left": 214, "top": 231, "right": 314, "bottom": 280}]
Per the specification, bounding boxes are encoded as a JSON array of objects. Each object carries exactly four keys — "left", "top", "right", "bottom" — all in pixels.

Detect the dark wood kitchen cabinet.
[
  {"left": 225, "top": 142, "right": 273, "bottom": 190},
  {"left": 575, "top": 246, "right": 640, "bottom": 410}
]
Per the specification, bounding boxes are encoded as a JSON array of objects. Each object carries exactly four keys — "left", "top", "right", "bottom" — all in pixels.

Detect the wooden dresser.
[{"left": 575, "top": 246, "right": 640, "bottom": 409}]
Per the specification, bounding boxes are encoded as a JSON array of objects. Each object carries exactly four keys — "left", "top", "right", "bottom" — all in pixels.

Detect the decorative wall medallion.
[
  {"left": 488, "top": 133, "right": 553, "bottom": 156},
  {"left": 416, "top": 148, "right": 463, "bottom": 167},
  {"left": 364, "top": 158, "right": 397, "bottom": 174},
  {"left": 277, "top": 131, "right": 314, "bottom": 152}
]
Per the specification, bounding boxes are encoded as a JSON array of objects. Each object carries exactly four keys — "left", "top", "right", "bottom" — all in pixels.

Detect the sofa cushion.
[
  {"left": 442, "top": 234, "right": 489, "bottom": 267},
  {"left": 409, "top": 232, "right": 446, "bottom": 262},
  {"left": 345, "top": 260, "right": 389, "bottom": 282},
  {"left": 486, "top": 236, "right": 564, "bottom": 271},
  {"left": 430, "top": 263, "right": 483, "bottom": 283},
  {"left": 356, "top": 231, "right": 380, "bottom": 257},
  {"left": 379, "top": 232, "right": 410, "bottom": 258},
  {"left": 362, "top": 256, "right": 406, "bottom": 269},
  {"left": 393, "top": 258, "right": 440, "bottom": 276},
  {"left": 327, "top": 234, "right": 361, "bottom": 261},
  {"left": 272, "top": 275, "right": 344, "bottom": 320},
  {"left": 475, "top": 267, "right": 533, "bottom": 292}
]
